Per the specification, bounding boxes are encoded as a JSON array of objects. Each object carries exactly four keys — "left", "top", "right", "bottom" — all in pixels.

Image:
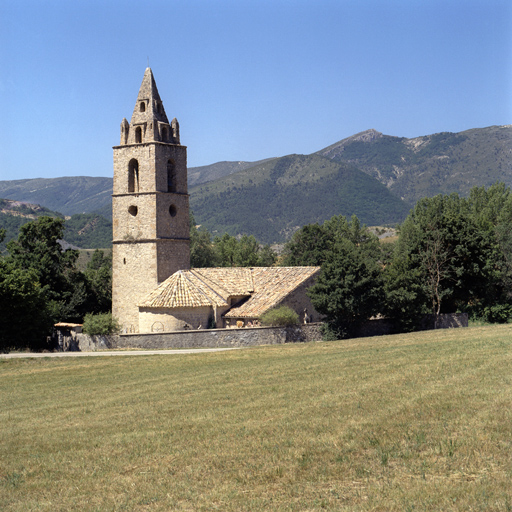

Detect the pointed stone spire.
[
  {"left": 122, "top": 68, "right": 179, "bottom": 145},
  {"left": 130, "top": 67, "right": 169, "bottom": 126}
]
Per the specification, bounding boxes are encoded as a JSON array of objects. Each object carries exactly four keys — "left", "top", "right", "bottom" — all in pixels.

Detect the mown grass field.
[{"left": 1, "top": 325, "right": 512, "bottom": 511}]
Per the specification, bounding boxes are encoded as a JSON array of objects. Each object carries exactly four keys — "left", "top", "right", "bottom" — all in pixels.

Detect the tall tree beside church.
[
  {"left": 84, "top": 249, "right": 113, "bottom": 313},
  {"left": 0, "top": 260, "right": 50, "bottom": 350},
  {"left": 6, "top": 216, "right": 86, "bottom": 323},
  {"left": 384, "top": 185, "right": 512, "bottom": 326},
  {"left": 285, "top": 215, "right": 385, "bottom": 338}
]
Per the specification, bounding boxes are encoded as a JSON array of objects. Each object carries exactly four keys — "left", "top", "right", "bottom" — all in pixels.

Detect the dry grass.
[{"left": 1, "top": 325, "right": 512, "bottom": 511}]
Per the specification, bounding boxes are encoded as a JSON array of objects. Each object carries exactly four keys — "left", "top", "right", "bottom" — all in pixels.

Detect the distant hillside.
[
  {"left": 0, "top": 199, "right": 112, "bottom": 250},
  {"left": 1, "top": 125, "right": 510, "bottom": 244},
  {"left": 188, "top": 158, "right": 276, "bottom": 187},
  {"left": 189, "top": 154, "right": 410, "bottom": 243},
  {"left": 63, "top": 213, "right": 112, "bottom": 249},
  {"left": 0, "top": 199, "right": 62, "bottom": 251},
  {"left": 0, "top": 177, "right": 112, "bottom": 217},
  {"left": 317, "top": 125, "right": 512, "bottom": 203}
]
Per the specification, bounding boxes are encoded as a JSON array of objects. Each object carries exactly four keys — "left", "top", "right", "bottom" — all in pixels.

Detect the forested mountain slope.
[
  {"left": 0, "top": 177, "right": 112, "bottom": 217},
  {"left": 0, "top": 199, "right": 112, "bottom": 250},
  {"left": 189, "top": 154, "right": 410, "bottom": 243},
  {"left": 317, "top": 125, "right": 512, "bottom": 203},
  {"left": 0, "top": 125, "right": 510, "bottom": 244},
  {"left": 188, "top": 158, "right": 276, "bottom": 187}
]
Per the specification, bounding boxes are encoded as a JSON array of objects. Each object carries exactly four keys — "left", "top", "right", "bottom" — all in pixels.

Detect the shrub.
[
  {"left": 480, "top": 304, "right": 512, "bottom": 324},
  {"left": 82, "top": 312, "right": 120, "bottom": 335},
  {"left": 320, "top": 322, "right": 347, "bottom": 341},
  {"left": 260, "top": 306, "right": 299, "bottom": 327}
]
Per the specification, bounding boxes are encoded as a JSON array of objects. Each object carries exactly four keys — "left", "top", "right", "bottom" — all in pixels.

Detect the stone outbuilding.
[{"left": 137, "top": 266, "right": 320, "bottom": 332}]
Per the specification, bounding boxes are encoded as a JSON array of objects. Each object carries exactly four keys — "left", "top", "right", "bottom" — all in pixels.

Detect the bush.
[
  {"left": 320, "top": 322, "right": 347, "bottom": 341},
  {"left": 260, "top": 306, "right": 299, "bottom": 327},
  {"left": 480, "top": 304, "right": 512, "bottom": 324},
  {"left": 82, "top": 312, "right": 120, "bottom": 335}
]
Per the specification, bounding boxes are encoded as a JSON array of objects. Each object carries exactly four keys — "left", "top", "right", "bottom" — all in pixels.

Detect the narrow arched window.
[
  {"left": 161, "top": 127, "right": 168, "bottom": 141},
  {"left": 140, "top": 102, "right": 146, "bottom": 112},
  {"left": 135, "top": 126, "right": 142, "bottom": 143},
  {"left": 167, "top": 159, "right": 176, "bottom": 192},
  {"left": 128, "top": 159, "right": 139, "bottom": 193}
]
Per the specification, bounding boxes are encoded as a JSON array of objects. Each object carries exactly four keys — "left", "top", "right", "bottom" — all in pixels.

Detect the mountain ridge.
[{"left": 0, "top": 125, "right": 510, "bottom": 244}]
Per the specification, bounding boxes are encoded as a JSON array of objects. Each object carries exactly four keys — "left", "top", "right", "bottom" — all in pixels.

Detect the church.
[{"left": 112, "top": 68, "right": 320, "bottom": 334}]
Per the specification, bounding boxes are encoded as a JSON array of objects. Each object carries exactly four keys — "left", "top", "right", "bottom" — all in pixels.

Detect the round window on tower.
[
  {"left": 128, "top": 205, "right": 138, "bottom": 216},
  {"left": 169, "top": 204, "right": 177, "bottom": 217}
]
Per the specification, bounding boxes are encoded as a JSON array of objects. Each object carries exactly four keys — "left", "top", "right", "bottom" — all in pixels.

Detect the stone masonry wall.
[
  {"left": 279, "top": 274, "right": 323, "bottom": 324},
  {"left": 73, "top": 315, "right": 468, "bottom": 352},
  {"left": 138, "top": 305, "right": 212, "bottom": 333},
  {"left": 76, "top": 324, "right": 323, "bottom": 351}
]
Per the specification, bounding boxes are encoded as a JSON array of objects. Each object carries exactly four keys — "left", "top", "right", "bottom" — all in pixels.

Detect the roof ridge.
[{"left": 188, "top": 269, "right": 231, "bottom": 304}]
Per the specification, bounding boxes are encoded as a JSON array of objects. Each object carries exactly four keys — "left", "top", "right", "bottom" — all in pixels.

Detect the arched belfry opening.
[
  {"left": 135, "top": 126, "right": 142, "bottom": 143},
  {"left": 128, "top": 159, "right": 139, "bottom": 193},
  {"left": 161, "top": 126, "right": 168, "bottom": 141},
  {"left": 167, "top": 159, "right": 176, "bottom": 192}
]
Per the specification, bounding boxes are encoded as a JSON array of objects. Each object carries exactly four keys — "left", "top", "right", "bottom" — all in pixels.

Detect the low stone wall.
[
  {"left": 419, "top": 313, "right": 469, "bottom": 330},
  {"left": 75, "top": 324, "right": 323, "bottom": 352},
  {"left": 73, "top": 314, "right": 468, "bottom": 352},
  {"left": 353, "top": 313, "right": 468, "bottom": 338},
  {"left": 76, "top": 334, "right": 118, "bottom": 351}
]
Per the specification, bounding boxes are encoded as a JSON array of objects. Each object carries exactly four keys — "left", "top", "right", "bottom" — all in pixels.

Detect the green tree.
[
  {"left": 190, "top": 227, "right": 216, "bottom": 267},
  {"left": 385, "top": 187, "right": 512, "bottom": 326},
  {"left": 6, "top": 216, "right": 85, "bottom": 322},
  {"left": 190, "top": 212, "right": 276, "bottom": 268},
  {"left": 383, "top": 251, "right": 426, "bottom": 332},
  {"left": 281, "top": 214, "right": 381, "bottom": 267},
  {"left": 190, "top": 212, "right": 217, "bottom": 267},
  {"left": 280, "top": 223, "right": 331, "bottom": 266},
  {"left": 213, "top": 233, "right": 239, "bottom": 266},
  {"left": 300, "top": 216, "right": 385, "bottom": 337},
  {"left": 212, "top": 233, "right": 276, "bottom": 267},
  {"left": 0, "top": 260, "right": 51, "bottom": 351},
  {"left": 84, "top": 249, "right": 112, "bottom": 313},
  {"left": 233, "top": 234, "right": 261, "bottom": 267},
  {"left": 308, "top": 236, "right": 384, "bottom": 338},
  {"left": 257, "top": 244, "right": 277, "bottom": 267}
]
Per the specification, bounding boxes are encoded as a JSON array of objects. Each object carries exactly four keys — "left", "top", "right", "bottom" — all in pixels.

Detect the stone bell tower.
[{"left": 112, "top": 68, "right": 190, "bottom": 333}]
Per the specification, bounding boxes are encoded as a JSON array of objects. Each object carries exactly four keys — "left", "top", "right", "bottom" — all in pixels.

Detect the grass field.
[{"left": 1, "top": 325, "right": 512, "bottom": 511}]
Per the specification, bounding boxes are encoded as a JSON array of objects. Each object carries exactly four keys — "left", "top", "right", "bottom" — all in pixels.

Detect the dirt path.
[{"left": 0, "top": 347, "right": 243, "bottom": 359}]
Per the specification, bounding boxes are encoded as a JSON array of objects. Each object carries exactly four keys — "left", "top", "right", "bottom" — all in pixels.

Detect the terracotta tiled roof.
[
  {"left": 224, "top": 266, "right": 320, "bottom": 318},
  {"left": 192, "top": 267, "right": 254, "bottom": 296},
  {"left": 138, "top": 266, "right": 320, "bottom": 316},
  {"left": 138, "top": 270, "right": 231, "bottom": 308}
]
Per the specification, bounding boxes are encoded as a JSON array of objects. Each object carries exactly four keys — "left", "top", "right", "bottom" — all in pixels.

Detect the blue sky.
[{"left": 1, "top": 0, "right": 511, "bottom": 180}]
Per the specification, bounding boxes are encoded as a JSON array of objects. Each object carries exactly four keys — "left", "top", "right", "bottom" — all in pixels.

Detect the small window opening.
[
  {"left": 167, "top": 159, "right": 176, "bottom": 192},
  {"left": 169, "top": 204, "right": 177, "bottom": 217},
  {"left": 123, "top": 258, "right": 126, "bottom": 265},
  {"left": 161, "top": 127, "right": 168, "bottom": 141},
  {"left": 135, "top": 126, "right": 142, "bottom": 143},
  {"left": 140, "top": 102, "right": 146, "bottom": 112},
  {"left": 128, "top": 159, "right": 139, "bottom": 193},
  {"left": 128, "top": 205, "right": 138, "bottom": 216}
]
